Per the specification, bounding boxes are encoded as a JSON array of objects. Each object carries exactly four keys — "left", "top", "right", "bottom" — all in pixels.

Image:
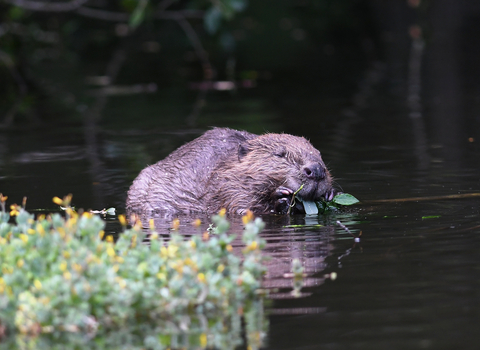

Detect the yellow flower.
[
  {"left": 17, "top": 259, "right": 24, "bottom": 268},
  {"left": 36, "top": 223, "right": 45, "bottom": 236},
  {"left": 248, "top": 241, "right": 258, "bottom": 251},
  {"left": 174, "top": 264, "right": 183, "bottom": 275},
  {"left": 82, "top": 212, "right": 92, "bottom": 219},
  {"left": 57, "top": 227, "right": 66, "bottom": 238},
  {"left": 63, "top": 251, "right": 71, "bottom": 259},
  {"left": 0, "top": 237, "right": 6, "bottom": 245},
  {"left": 66, "top": 216, "right": 77, "bottom": 228},
  {"left": 226, "top": 244, "right": 233, "bottom": 252},
  {"left": 156, "top": 272, "right": 166, "bottom": 280},
  {"left": 19, "top": 234, "right": 28, "bottom": 243},
  {"left": 242, "top": 210, "right": 254, "bottom": 225},
  {"left": 197, "top": 273, "right": 206, "bottom": 283},
  {"left": 218, "top": 208, "right": 226, "bottom": 217},
  {"left": 106, "top": 235, "right": 114, "bottom": 243},
  {"left": 150, "top": 232, "right": 159, "bottom": 240},
  {"left": 116, "top": 277, "right": 127, "bottom": 289},
  {"left": 9, "top": 205, "right": 19, "bottom": 217},
  {"left": 192, "top": 218, "right": 202, "bottom": 228},
  {"left": 202, "top": 231, "right": 209, "bottom": 241},
  {"left": 171, "top": 218, "right": 180, "bottom": 231},
  {"left": 63, "top": 271, "right": 72, "bottom": 280},
  {"left": 52, "top": 197, "right": 63, "bottom": 205},
  {"left": 34, "top": 279, "right": 42, "bottom": 290},
  {"left": 115, "top": 256, "right": 124, "bottom": 264},
  {"left": 107, "top": 246, "right": 116, "bottom": 257},
  {"left": 98, "top": 230, "right": 105, "bottom": 239},
  {"left": 60, "top": 261, "right": 67, "bottom": 272},
  {"left": 149, "top": 218, "right": 155, "bottom": 230},
  {"left": 27, "top": 228, "right": 36, "bottom": 235},
  {"left": 118, "top": 214, "right": 127, "bottom": 226},
  {"left": 167, "top": 244, "right": 178, "bottom": 257},
  {"left": 199, "top": 333, "right": 207, "bottom": 348},
  {"left": 217, "top": 264, "right": 225, "bottom": 273},
  {"left": 160, "top": 246, "right": 168, "bottom": 258},
  {"left": 189, "top": 240, "right": 196, "bottom": 249},
  {"left": 72, "top": 263, "right": 82, "bottom": 273}
]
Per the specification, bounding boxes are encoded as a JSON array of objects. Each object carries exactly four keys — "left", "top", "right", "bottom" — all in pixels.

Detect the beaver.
[{"left": 126, "top": 127, "right": 335, "bottom": 216}]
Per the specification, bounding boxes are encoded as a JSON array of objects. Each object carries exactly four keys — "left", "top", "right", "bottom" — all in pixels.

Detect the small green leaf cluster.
[
  {"left": 0, "top": 197, "right": 267, "bottom": 349},
  {"left": 316, "top": 193, "right": 360, "bottom": 213}
]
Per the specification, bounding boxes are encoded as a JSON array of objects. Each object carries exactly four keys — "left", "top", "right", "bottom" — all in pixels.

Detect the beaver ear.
[{"left": 238, "top": 143, "right": 250, "bottom": 161}]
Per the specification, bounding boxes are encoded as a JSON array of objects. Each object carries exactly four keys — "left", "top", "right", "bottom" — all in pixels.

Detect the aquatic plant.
[{"left": 0, "top": 194, "right": 267, "bottom": 349}]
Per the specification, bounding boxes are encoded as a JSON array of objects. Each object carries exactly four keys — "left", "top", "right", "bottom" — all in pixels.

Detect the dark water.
[{"left": 2, "top": 55, "right": 480, "bottom": 349}]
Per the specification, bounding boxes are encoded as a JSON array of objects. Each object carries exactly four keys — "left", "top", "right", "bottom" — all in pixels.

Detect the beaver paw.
[
  {"left": 272, "top": 186, "right": 295, "bottom": 214},
  {"left": 324, "top": 189, "right": 337, "bottom": 202}
]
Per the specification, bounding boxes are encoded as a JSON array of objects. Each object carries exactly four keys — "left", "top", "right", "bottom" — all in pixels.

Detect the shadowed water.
[{"left": 2, "top": 62, "right": 480, "bottom": 348}]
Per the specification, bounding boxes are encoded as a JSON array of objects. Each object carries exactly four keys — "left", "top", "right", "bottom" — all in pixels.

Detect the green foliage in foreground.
[{"left": 0, "top": 196, "right": 267, "bottom": 350}]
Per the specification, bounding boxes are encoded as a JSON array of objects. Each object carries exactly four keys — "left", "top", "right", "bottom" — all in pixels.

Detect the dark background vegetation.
[{"left": 1, "top": 0, "right": 480, "bottom": 210}]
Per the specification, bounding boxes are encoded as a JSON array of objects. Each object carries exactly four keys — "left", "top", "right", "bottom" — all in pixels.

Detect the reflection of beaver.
[{"left": 126, "top": 127, "right": 335, "bottom": 216}]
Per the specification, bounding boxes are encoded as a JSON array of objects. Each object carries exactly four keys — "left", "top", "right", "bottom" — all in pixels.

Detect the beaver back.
[{"left": 126, "top": 128, "right": 256, "bottom": 216}]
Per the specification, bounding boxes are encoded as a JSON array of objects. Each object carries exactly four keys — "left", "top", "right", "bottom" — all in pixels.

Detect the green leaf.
[
  {"left": 332, "top": 193, "right": 359, "bottom": 206},
  {"left": 302, "top": 201, "right": 318, "bottom": 215}
]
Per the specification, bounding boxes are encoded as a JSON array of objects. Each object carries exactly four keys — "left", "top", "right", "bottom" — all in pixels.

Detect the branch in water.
[
  {"left": 365, "top": 193, "right": 480, "bottom": 204},
  {"left": 5, "top": 0, "right": 90, "bottom": 12}
]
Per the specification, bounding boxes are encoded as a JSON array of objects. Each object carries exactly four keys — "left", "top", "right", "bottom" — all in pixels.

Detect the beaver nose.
[{"left": 303, "top": 163, "right": 326, "bottom": 180}]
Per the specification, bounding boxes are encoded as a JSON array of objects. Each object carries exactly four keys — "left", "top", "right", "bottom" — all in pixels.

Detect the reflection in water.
[
  {"left": 407, "top": 24, "right": 430, "bottom": 170},
  {"left": 1, "top": 300, "right": 267, "bottom": 350},
  {"left": 143, "top": 212, "right": 359, "bottom": 316}
]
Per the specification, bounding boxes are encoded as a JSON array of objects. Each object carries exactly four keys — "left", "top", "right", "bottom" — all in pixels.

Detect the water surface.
[{"left": 1, "top": 75, "right": 480, "bottom": 349}]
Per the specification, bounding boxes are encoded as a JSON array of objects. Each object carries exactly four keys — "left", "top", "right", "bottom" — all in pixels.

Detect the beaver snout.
[{"left": 302, "top": 163, "right": 326, "bottom": 181}]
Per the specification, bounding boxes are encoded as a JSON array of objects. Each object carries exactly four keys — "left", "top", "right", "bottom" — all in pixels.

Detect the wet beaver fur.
[{"left": 126, "top": 127, "right": 335, "bottom": 216}]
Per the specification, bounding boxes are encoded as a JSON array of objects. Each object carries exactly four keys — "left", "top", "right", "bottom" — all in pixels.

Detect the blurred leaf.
[
  {"left": 8, "top": 6, "right": 25, "bottom": 20},
  {"left": 204, "top": 6, "right": 223, "bottom": 34},
  {"left": 228, "top": 0, "right": 248, "bottom": 13},
  {"left": 121, "top": 0, "right": 137, "bottom": 12},
  {"left": 129, "top": 0, "right": 149, "bottom": 29}
]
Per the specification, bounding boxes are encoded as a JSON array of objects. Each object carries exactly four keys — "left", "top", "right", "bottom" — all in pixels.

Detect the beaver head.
[{"left": 206, "top": 133, "right": 334, "bottom": 214}]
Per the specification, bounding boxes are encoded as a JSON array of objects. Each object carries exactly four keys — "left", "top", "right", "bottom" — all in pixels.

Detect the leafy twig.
[{"left": 286, "top": 184, "right": 304, "bottom": 215}]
